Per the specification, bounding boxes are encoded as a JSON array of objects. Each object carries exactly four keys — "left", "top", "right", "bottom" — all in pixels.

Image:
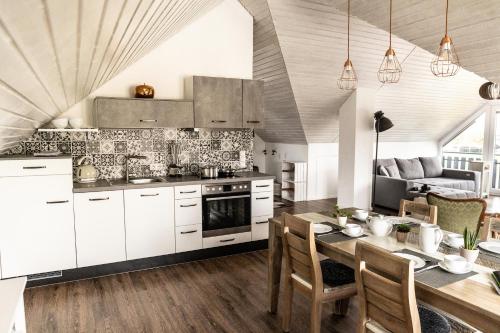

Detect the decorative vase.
[
  {"left": 396, "top": 231, "right": 409, "bottom": 243},
  {"left": 459, "top": 247, "right": 479, "bottom": 263},
  {"left": 135, "top": 83, "right": 154, "bottom": 98},
  {"left": 338, "top": 216, "right": 347, "bottom": 227}
]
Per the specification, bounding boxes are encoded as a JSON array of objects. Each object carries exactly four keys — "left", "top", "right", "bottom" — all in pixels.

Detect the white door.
[
  {"left": 124, "top": 187, "right": 175, "bottom": 260},
  {"left": 74, "top": 191, "right": 126, "bottom": 267},
  {"left": 0, "top": 175, "right": 76, "bottom": 278}
]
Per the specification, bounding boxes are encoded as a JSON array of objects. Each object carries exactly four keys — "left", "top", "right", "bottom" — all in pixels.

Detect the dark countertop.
[
  {"left": 73, "top": 171, "right": 275, "bottom": 193},
  {"left": 0, "top": 154, "right": 72, "bottom": 160}
]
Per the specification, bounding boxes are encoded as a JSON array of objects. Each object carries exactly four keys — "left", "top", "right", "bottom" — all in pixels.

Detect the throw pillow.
[
  {"left": 395, "top": 158, "right": 425, "bottom": 179},
  {"left": 385, "top": 164, "right": 401, "bottom": 178},
  {"left": 419, "top": 156, "right": 443, "bottom": 178},
  {"left": 378, "top": 165, "right": 390, "bottom": 176}
]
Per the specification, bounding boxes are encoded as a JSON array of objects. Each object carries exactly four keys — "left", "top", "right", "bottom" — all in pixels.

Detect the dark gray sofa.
[{"left": 374, "top": 157, "right": 480, "bottom": 210}]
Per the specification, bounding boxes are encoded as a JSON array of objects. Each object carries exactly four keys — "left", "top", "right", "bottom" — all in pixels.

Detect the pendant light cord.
[
  {"left": 347, "top": 0, "right": 350, "bottom": 60},
  {"left": 445, "top": 0, "right": 449, "bottom": 35},
  {"left": 389, "top": 0, "right": 392, "bottom": 49}
]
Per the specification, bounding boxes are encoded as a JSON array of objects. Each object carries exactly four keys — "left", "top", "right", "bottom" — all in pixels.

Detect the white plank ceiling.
[
  {"left": 0, "top": 0, "right": 220, "bottom": 152},
  {"left": 241, "top": 0, "right": 487, "bottom": 143}
]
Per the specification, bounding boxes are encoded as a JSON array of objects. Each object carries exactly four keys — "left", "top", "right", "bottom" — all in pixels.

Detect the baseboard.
[{"left": 26, "top": 240, "right": 268, "bottom": 288}]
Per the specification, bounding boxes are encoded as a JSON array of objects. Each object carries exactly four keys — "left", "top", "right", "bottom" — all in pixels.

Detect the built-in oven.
[{"left": 201, "top": 182, "right": 251, "bottom": 237}]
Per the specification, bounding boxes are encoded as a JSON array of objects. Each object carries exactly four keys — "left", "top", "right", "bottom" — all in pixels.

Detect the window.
[{"left": 442, "top": 113, "right": 485, "bottom": 169}]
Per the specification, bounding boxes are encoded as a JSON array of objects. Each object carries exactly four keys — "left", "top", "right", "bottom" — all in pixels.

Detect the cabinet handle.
[
  {"left": 140, "top": 193, "right": 159, "bottom": 197},
  {"left": 211, "top": 120, "right": 227, "bottom": 123},
  {"left": 220, "top": 238, "right": 236, "bottom": 243},
  {"left": 180, "top": 203, "right": 197, "bottom": 207},
  {"left": 139, "top": 119, "right": 157, "bottom": 123},
  {"left": 180, "top": 190, "right": 197, "bottom": 194},
  {"left": 246, "top": 120, "right": 260, "bottom": 124},
  {"left": 46, "top": 200, "right": 69, "bottom": 204},
  {"left": 256, "top": 197, "right": 270, "bottom": 200},
  {"left": 23, "top": 166, "right": 46, "bottom": 169},
  {"left": 180, "top": 230, "right": 198, "bottom": 234},
  {"left": 89, "top": 197, "right": 110, "bottom": 201},
  {"left": 256, "top": 221, "right": 269, "bottom": 224},
  {"left": 256, "top": 185, "right": 270, "bottom": 188}
]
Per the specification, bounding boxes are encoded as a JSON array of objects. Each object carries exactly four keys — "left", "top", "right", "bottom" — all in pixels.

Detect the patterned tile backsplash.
[{"left": 7, "top": 128, "right": 254, "bottom": 179}]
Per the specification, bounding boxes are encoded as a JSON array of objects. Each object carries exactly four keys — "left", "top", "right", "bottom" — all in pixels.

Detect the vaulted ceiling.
[
  {"left": 241, "top": 0, "right": 488, "bottom": 143},
  {"left": 0, "top": 0, "right": 220, "bottom": 152}
]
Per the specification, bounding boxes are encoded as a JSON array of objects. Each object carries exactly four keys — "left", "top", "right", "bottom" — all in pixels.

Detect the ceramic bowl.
[
  {"left": 52, "top": 118, "right": 68, "bottom": 129},
  {"left": 344, "top": 223, "right": 362, "bottom": 236},
  {"left": 354, "top": 210, "right": 368, "bottom": 221},
  {"left": 69, "top": 118, "right": 83, "bottom": 129},
  {"left": 446, "top": 233, "right": 464, "bottom": 248},
  {"left": 444, "top": 254, "right": 467, "bottom": 271}
]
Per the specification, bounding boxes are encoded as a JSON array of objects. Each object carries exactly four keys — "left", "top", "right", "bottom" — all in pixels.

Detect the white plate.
[
  {"left": 313, "top": 224, "right": 333, "bottom": 234},
  {"left": 393, "top": 253, "right": 426, "bottom": 269},
  {"left": 478, "top": 241, "right": 500, "bottom": 255},
  {"left": 341, "top": 229, "right": 364, "bottom": 238},
  {"left": 352, "top": 215, "right": 367, "bottom": 222},
  {"left": 438, "top": 261, "right": 473, "bottom": 275}
]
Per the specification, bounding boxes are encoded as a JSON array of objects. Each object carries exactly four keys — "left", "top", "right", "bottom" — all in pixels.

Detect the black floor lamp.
[{"left": 372, "top": 110, "right": 393, "bottom": 208}]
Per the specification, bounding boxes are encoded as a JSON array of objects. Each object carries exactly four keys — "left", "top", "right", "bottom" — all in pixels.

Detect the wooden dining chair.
[
  {"left": 482, "top": 216, "right": 500, "bottom": 241},
  {"left": 427, "top": 193, "right": 486, "bottom": 234},
  {"left": 398, "top": 199, "right": 437, "bottom": 224},
  {"left": 281, "top": 213, "right": 357, "bottom": 333},
  {"left": 355, "top": 242, "right": 450, "bottom": 333}
]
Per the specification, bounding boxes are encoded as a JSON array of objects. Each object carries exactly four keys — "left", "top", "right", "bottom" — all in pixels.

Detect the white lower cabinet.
[
  {"left": 251, "top": 215, "right": 272, "bottom": 241},
  {"left": 202, "top": 232, "right": 252, "bottom": 249},
  {"left": 124, "top": 187, "right": 175, "bottom": 260},
  {"left": 0, "top": 175, "right": 76, "bottom": 278},
  {"left": 175, "top": 224, "right": 202, "bottom": 253},
  {"left": 74, "top": 191, "right": 126, "bottom": 267}
]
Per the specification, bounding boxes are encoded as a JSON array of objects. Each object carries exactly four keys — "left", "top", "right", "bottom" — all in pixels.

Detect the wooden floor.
[{"left": 26, "top": 198, "right": 361, "bottom": 333}]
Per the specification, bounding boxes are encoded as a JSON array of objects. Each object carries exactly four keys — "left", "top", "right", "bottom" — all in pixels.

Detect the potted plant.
[
  {"left": 395, "top": 224, "right": 411, "bottom": 242},
  {"left": 333, "top": 205, "right": 351, "bottom": 227},
  {"left": 460, "top": 227, "right": 480, "bottom": 263}
]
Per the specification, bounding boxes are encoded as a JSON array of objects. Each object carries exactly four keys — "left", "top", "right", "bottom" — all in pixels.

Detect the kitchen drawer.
[
  {"left": 175, "top": 224, "right": 202, "bottom": 253},
  {"left": 251, "top": 192, "right": 273, "bottom": 217},
  {"left": 175, "top": 198, "right": 202, "bottom": 226},
  {"left": 0, "top": 158, "right": 72, "bottom": 177},
  {"left": 202, "top": 232, "right": 252, "bottom": 249},
  {"left": 174, "top": 185, "right": 201, "bottom": 199},
  {"left": 251, "top": 179, "right": 273, "bottom": 193},
  {"left": 251, "top": 215, "right": 272, "bottom": 241}
]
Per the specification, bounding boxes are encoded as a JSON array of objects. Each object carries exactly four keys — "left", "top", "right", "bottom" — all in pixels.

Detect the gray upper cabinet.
[
  {"left": 94, "top": 97, "right": 194, "bottom": 128},
  {"left": 193, "top": 76, "right": 243, "bottom": 128},
  {"left": 242, "top": 79, "right": 264, "bottom": 129}
]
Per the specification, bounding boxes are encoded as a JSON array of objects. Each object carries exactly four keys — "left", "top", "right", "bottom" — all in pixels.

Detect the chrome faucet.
[{"left": 125, "top": 155, "right": 147, "bottom": 183}]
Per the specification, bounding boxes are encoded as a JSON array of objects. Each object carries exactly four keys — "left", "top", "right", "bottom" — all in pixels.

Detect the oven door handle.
[{"left": 205, "top": 194, "right": 250, "bottom": 201}]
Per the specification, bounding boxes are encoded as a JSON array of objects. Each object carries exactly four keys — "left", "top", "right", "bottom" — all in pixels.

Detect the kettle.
[
  {"left": 75, "top": 156, "right": 98, "bottom": 183},
  {"left": 366, "top": 215, "right": 393, "bottom": 237}
]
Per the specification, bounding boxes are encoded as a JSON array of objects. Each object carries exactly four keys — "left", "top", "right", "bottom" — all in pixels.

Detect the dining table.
[{"left": 267, "top": 209, "right": 500, "bottom": 333}]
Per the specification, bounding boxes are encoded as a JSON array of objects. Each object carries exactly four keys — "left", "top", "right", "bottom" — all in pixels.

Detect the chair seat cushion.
[
  {"left": 418, "top": 305, "right": 450, "bottom": 333},
  {"left": 320, "top": 259, "right": 355, "bottom": 288}
]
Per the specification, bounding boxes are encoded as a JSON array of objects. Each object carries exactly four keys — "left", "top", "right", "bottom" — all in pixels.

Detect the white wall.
[
  {"left": 265, "top": 143, "right": 308, "bottom": 183},
  {"left": 61, "top": 0, "right": 253, "bottom": 124},
  {"left": 253, "top": 134, "right": 266, "bottom": 173},
  {"left": 307, "top": 143, "right": 338, "bottom": 200},
  {"left": 376, "top": 141, "right": 439, "bottom": 159}
]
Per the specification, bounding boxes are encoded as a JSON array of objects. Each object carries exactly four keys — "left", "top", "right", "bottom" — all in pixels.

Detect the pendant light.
[
  {"left": 430, "top": 0, "right": 460, "bottom": 77},
  {"left": 337, "top": 0, "right": 357, "bottom": 90},
  {"left": 377, "top": 0, "right": 402, "bottom": 84}
]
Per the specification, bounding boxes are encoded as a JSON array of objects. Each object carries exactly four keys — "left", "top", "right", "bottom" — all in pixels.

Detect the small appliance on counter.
[
  {"left": 168, "top": 164, "right": 183, "bottom": 177},
  {"left": 75, "top": 156, "right": 98, "bottom": 183}
]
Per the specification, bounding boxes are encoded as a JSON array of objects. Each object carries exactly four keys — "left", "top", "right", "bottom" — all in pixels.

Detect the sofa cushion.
[
  {"left": 419, "top": 156, "right": 443, "bottom": 178},
  {"left": 376, "top": 158, "right": 397, "bottom": 175},
  {"left": 385, "top": 164, "right": 401, "bottom": 178},
  {"left": 379, "top": 165, "right": 390, "bottom": 176},
  {"left": 413, "top": 177, "right": 476, "bottom": 192},
  {"left": 395, "top": 158, "right": 425, "bottom": 179}
]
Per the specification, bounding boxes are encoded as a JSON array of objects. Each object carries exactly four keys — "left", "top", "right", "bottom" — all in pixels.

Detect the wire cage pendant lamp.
[
  {"left": 377, "top": 0, "right": 402, "bottom": 84},
  {"left": 430, "top": 0, "right": 460, "bottom": 77},
  {"left": 337, "top": 0, "right": 357, "bottom": 90}
]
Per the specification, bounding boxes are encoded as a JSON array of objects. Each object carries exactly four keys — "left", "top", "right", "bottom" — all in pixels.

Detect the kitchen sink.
[{"left": 128, "top": 177, "right": 164, "bottom": 184}]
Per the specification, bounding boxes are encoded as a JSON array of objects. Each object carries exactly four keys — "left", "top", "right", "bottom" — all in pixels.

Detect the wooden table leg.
[{"left": 268, "top": 221, "right": 282, "bottom": 314}]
